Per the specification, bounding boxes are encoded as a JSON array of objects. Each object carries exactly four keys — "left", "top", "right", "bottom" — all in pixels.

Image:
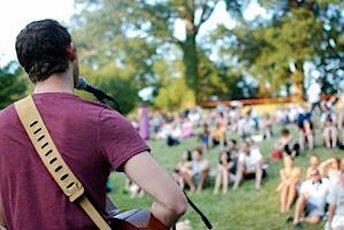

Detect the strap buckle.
[{"left": 67, "top": 181, "right": 85, "bottom": 202}]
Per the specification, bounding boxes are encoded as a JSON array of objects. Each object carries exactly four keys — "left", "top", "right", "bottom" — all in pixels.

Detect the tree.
[
  {"left": 71, "top": 0, "right": 246, "bottom": 105},
  {"left": 0, "top": 62, "right": 29, "bottom": 109},
  {"left": 77, "top": 64, "right": 140, "bottom": 115},
  {"left": 212, "top": 0, "right": 343, "bottom": 99}
]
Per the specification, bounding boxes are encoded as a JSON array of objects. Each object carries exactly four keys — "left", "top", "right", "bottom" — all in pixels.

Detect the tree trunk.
[
  {"left": 182, "top": 32, "right": 199, "bottom": 105},
  {"left": 291, "top": 67, "right": 304, "bottom": 103},
  {"left": 291, "top": 82, "right": 304, "bottom": 103}
]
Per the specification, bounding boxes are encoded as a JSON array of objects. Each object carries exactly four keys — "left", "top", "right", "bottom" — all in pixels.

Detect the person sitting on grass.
[
  {"left": 288, "top": 168, "right": 330, "bottom": 229},
  {"left": 183, "top": 148, "right": 210, "bottom": 194},
  {"left": 276, "top": 155, "right": 302, "bottom": 213},
  {"left": 238, "top": 112, "right": 255, "bottom": 140},
  {"left": 271, "top": 128, "right": 300, "bottom": 160},
  {"left": 306, "top": 154, "right": 322, "bottom": 179},
  {"left": 326, "top": 169, "right": 344, "bottom": 230},
  {"left": 233, "top": 140, "right": 264, "bottom": 190},
  {"left": 226, "top": 139, "right": 239, "bottom": 168},
  {"left": 319, "top": 157, "right": 342, "bottom": 186},
  {"left": 337, "top": 93, "right": 344, "bottom": 130},
  {"left": 213, "top": 150, "right": 235, "bottom": 195},
  {"left": 172, "top": 150, "right": 192, "bottom": 190},
  {"left": 322, "top": 115, "right": 339, "bottom": 149},
  {"left": 209, "top": 121, "right": 226, "bottom": 149},
  {"left": 226, "top": 139, "right": 239, "bottom": 156},
  {"left": 198, "top": 123, "right": 210, "bottom": 153},
  {"left": 259, "top": 113, "right": 274, "bottom": 140}
]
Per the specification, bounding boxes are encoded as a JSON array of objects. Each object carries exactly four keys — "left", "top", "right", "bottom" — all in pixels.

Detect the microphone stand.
[{"left": 93, "top": 91, "right": 121, "bottom": 114}]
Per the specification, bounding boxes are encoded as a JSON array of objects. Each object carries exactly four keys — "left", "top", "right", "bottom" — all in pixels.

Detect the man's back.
[{"left": 0, "top": 93, "right": 149, "bottom": 229}]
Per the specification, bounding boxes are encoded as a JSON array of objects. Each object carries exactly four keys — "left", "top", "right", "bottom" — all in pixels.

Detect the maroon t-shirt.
[{"left": 0, "top": 93, "right": 150, "bottom": 229}]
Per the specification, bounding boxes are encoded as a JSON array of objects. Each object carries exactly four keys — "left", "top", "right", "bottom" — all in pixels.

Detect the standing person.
[
  {"left": 307, "top": 79, "right": 322, "bottom": 115},
  {"left": 0, "top": 19, "right": 187, "bottom": 229},
  {"left": 296, "top": 105, "right": 314, "bottom": 151},
  {"left": 138, "top": 103, "right": 150, "bottom": 141}
]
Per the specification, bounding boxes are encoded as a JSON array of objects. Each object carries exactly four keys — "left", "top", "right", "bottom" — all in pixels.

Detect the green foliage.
[
  {"left": 151, "top": 57, "right": 194, "bottom": 109},
  {"left": 71, "top": 0, "right": 247, "bottom": 106},
  {"left": 213, "top": 0, "right": 343, "bottom": 96},
  {"left": 0, "top": 63, "right": 29, "bottom": 109},
  {"left": 70, "top": 0, "right": 343, "bottom": 111},
  {"left": 77, "top": 64, "right": 140, "bottom": 115},
  {"left": 154, "top": 76, "right": 195, "bottom": 110}
]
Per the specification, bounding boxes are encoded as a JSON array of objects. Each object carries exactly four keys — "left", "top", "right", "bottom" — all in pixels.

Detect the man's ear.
[{"left": 66, "top": 43, "right": 77, "bottom": 61}]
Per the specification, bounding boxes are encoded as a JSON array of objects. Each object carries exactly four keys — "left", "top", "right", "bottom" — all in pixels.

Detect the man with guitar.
[{"left": 0, "top": 19, "right": 187, "bottom": 229}]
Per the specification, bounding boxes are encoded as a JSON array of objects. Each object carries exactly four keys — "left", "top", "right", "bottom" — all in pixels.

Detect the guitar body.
[{"left": 110, "top": 209, "right": 169, "bottom": 230}]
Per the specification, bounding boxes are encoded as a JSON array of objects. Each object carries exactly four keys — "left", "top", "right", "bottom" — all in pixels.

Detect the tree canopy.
[
  {"left": 0, "top": 62, "right": 29, "bottom": 109},
  {"left": 213, "top": 0, "right": 343, "bottom": 97},
  {"left": 2, "top": 0, "right": 342, "bottom": 112},
  {"left": 71, "top": 0, "right": 248, "bottom": 107}
]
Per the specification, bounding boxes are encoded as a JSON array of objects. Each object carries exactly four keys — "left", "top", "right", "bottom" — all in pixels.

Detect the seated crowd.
[
  {"left": 282, "top": 155, "right": 344, "bottom": 229},
  {"left": 127, "top": 96, "right": 344, "bottom": 229},
  {"left": 173, "top": 137, "right": 268, "bottom": 194}
]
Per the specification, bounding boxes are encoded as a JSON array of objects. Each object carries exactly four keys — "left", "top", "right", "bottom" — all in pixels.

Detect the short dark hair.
[
  {"left": 229, "top": 139, "right": 237, "bottom": 145},
  {"left": 15, "top": 19, "right": 72, "bottom": 83},
  {"left": 281, "top": 128, "right": 290, "bottom": 136}
]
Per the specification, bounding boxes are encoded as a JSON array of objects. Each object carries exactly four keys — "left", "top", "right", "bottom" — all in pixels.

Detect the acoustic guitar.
[
  {"left": 106, "top": 197, "right": 170, "bottom": 230},
  {"left": 106, "top": 190, "right": 213, "bottom": 230},
  {"left": 111, "top": 209, "right": 169, "bottom": 230}
]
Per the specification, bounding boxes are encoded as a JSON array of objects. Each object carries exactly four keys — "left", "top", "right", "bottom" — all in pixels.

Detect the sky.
[
  {"left": 0, "top": 0, "right": 267, "bottom": 67},
  {"left": 0, "top": 0, "right": 76, "bottom": 66}
]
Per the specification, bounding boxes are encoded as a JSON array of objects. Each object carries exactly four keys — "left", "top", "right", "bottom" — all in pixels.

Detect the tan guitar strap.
[{"left": 14, "top": 95, "right": 111, "bottom": 230}]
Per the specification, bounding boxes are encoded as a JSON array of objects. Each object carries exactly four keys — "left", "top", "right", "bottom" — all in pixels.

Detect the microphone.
[
  {"left": 76, "top": 76, "right": 121, "bottom": 112},
  {"left": 76, "top": 76, "right": 113, "bottom": 102}
]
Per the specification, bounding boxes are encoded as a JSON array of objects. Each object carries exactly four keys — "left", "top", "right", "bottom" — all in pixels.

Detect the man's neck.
[{"left": 33, "top": 73, "right": 74, "bottom": 94}]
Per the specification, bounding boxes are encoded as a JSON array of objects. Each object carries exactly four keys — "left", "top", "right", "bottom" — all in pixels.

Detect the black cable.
[{"left": 184, "top": 191, "right": 212, "bottom": 229}]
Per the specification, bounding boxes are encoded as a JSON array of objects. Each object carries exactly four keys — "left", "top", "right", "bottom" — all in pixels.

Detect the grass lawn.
[{"left": 108, "top": 122, "right": 343, "bottom": 230}]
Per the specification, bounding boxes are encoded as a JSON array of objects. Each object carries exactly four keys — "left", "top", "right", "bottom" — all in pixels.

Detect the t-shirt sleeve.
[
  {"left": 327, "top": 186, "right": 337, "bottom": 205},
  {"left": 238, "top": 153, "right": 245, "bottom": 163},
  {"left": 252, "top": 149, "right": 263, "bottom": 162},
  {"left": 98, "top": 108, "right": 150, "bottom": 171},
  {"left": 299, "top": 181, "right": 308, "bottom": 194}
]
